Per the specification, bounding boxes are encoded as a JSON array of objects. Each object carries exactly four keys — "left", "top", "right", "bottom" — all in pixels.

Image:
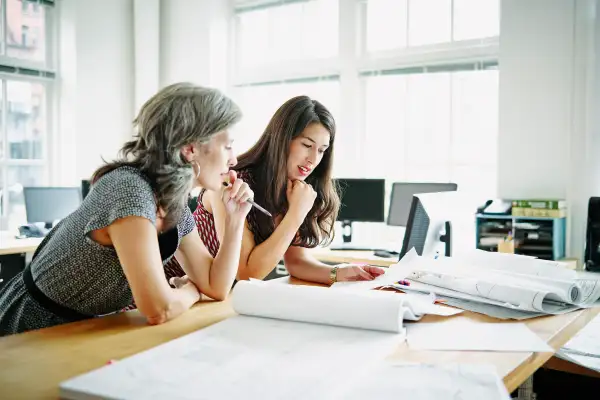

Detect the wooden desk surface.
[
  {"left": 0, "top": 277, "right": 598, "bottom": 399},
  {"left": 310, "top": 247, "right": 398, "bottom": 267},
  {"left": 0, "top": 231, "right": 42, "bottom": 256}
]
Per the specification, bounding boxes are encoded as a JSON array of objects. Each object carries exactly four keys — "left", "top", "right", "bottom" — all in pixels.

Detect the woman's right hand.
[
  {"left": 286, "top": 179, "right": 317, "bottom": 220},
  {"left": 221, "top": 170, "right": 253, "bottom": 222}
]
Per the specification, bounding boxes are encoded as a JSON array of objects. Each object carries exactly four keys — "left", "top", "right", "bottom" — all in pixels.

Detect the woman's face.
[
  {"left": 287, "top": 122, "right": 331, "bottom": 181},
  {"left": 189, "top": 130, "right": 237, "bottom": 191}
]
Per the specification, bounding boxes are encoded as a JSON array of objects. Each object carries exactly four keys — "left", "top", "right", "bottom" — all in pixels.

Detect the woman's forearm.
[
  {"left": 240, "top": 213, "right": 304, "bottom": 280},
  {"left": 207, "top": 218, "right": 245, "bottom": 300},
  {"left": 285, "top": 255, "right": 332, "bottom": 284}
]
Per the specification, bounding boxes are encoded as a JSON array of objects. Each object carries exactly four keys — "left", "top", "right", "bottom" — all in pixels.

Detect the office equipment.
[
  {"left": 387, "top": 182, "right": 457, "bottom": 226},
  {"left": 406, "top": 318, "right": 552, "bottom": 352},
  {"left": 584, "top": 197, "right": 600, "bottom": 272},
  {"left": 373, "top": 249, "right": 398, "bottom": 258},
  {"left": 480, "top": 199, "right": 512, "bottom": 215},
  {"left": 475, "top": 213, "right": 566, "bottom": 260},
  {"left": 18, "top": 224, "right": 46, "bottom": 238},
  {"left": 399, "top": 192, "right": 454, "bottom": 259},
  {"left": 23, "top": 187, "right": 81, "bottom": 229},
  {"left": 332, "top": 178, "right": 385, "bottom": 247}
]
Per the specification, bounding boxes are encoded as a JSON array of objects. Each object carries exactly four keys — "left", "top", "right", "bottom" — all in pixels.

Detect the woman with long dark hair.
[{"left": 166, "top": 96, "right": 384, "bottom": 285}]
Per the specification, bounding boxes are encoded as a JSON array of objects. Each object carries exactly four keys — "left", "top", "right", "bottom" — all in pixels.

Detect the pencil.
[{"left": 222, "top": 182, "right": 273, "bottom": 217}]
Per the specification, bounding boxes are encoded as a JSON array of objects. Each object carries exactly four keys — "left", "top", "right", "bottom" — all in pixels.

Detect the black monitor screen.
[
  {"left": 24, "top": 187, "right": 81, "bottom": 224},
  {"left": 388, "top": 182, "right": 457, "bottom": 227},
  {"left": 335, "top": 178, "right": 385, "bottom": 222},
  {"left": 399, "top": 196, "right": 431, "bottom": 259}
]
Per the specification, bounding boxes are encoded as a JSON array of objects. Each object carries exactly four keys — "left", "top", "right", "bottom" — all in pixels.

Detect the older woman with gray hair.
[{"left": 0, "top": 83, "right": 252, "bottom": 336}]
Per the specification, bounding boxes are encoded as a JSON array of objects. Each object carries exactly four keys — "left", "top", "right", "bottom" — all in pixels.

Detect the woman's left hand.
[{"left": 334, "top": 264, "right": 386, "bottom": 282}]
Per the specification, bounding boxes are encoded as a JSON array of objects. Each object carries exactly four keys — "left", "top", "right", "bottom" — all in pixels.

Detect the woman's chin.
[{"left": 195, "top": 178, "right": 220, "bottom": 191}]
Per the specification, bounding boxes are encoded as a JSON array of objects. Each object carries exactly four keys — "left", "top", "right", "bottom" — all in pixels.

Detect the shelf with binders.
[{"left": 475, "top": 214, "right": 566, "bottom": 260}]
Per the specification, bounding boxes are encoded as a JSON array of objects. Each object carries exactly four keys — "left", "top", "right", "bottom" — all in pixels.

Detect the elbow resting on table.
[{"left": 140, "top": 297, "right": 186, "bottom": 326}]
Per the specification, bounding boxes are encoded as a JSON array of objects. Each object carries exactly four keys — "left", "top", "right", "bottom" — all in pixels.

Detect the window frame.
[
  {"left": 230, "top": 0, "right": 499, "bottom": 181},
  {"left": 0, "top": 0, "right": 57, "bottom": 231}
]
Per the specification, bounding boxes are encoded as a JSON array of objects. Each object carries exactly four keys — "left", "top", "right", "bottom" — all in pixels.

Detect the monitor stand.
[
  {"left": 330, "top": 220, "right": 376, "bottom": 251},
  {"left": 439, "top": 220, "right": 452, "bottom": 257}
]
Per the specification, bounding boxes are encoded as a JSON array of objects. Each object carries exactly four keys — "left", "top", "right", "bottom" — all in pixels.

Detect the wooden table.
[
  {"left": 310, "top": 247, "right": 398, "bottom": 267},
  {"left": 0, "top": 276, "right": 598, "bottom": 399},
  {"left": 0, "top": 231, "right": 42, "bottom": 256}
]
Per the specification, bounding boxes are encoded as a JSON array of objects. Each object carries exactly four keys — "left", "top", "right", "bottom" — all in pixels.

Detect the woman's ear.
[{"left": 180, "top": 144, "right": 196, "bottom": 162}]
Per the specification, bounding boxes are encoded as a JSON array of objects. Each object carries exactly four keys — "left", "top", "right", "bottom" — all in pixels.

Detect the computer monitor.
[
  {"left": 81, "top": 180, "right": 91, "bottom": 200},
  {"left": 388, "top": 182, "right": 458, "bottom": 227},
  {"left": 334, "top": 178, "right": 385, "bottom": 245},
  {"left": 24, "top": 187, "right": 82, "bottom": 228},
  {"left": 399, "top": 192, "right": 456, "bottom": 260}
]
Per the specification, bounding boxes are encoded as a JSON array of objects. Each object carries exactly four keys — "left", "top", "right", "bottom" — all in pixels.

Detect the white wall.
[
  {"left": 57, "top": 0, "right": 232, "bottom": 184},
  {"left": 58, "top": 0, "right": 135, "bottom": 182},
  {"left": 498, "top": 0, "right": 575, "bottom": 198},
  {"left": 498, "top": 0, "right": 600, "bottom": 260},
  {"left": 159, "top": 0, "right": 231, "bottom": 90}
]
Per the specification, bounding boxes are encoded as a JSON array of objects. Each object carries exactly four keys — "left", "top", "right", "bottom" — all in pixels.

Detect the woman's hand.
[
  {"left": 222, "top": 170, "right": 253, "bottom": 223},
  {"left": 334, "top": 264, "right": 386, "bottom": 282},
  {"left": 286, "top": 179, "right": 317, "bottom": 221}
]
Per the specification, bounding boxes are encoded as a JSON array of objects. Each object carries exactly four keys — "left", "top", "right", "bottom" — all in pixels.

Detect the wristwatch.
[{"left": 329, "top": 266, "right": 339, "bottom": 285}]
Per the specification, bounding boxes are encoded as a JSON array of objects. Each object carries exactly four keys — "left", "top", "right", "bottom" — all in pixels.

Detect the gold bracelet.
[{"left": 329, "top": 266, "right": 339, "bottom": 285}]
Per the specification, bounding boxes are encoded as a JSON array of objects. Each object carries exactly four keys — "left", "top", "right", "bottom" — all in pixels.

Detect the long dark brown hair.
[
  {"left": 235, "top": 96, "right": 340, "bottom": 248},
  {"left": 91, "top": 83, "right": 242, "bottom": 229}
]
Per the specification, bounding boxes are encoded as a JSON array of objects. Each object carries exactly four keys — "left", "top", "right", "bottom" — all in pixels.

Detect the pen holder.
[{"left": 498, "top": 239, "right": 515, "bottom": 254}]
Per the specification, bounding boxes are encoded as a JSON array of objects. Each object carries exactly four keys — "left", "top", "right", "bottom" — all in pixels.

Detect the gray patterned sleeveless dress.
[{"left": 0, "top": 166, "right": 195, "bottom": 336}]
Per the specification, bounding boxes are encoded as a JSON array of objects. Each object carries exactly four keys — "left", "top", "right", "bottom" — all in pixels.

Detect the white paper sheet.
[
  {"left": 405, "top": 270, "right": 578, "bottom": 314},
  {"left": 60, "top": 316, "right": 403, "bottom": 400},
  {"left": 391, "top": 249, "right": 600, "bottom": 316},
  {"left": 233, "top": 280, "right": 409, "bottom": 331},
  {"left": 330, "top": 249, "right": 419, "bottom": 291},
  {"left": 406, "top": 318, "right": 553, "bottom": 352},
  {"left": 332, "top": 363, "right": 511, "bottom": 400},
  {"left": 557, "top": 313, "right": 600, "bottom": 372},
  {"left": 232, "top": 279, "right": 458, "bottom": 331}
]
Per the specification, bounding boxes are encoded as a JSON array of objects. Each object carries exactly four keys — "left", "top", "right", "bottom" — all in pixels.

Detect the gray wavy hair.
[{"left": 92, "top": 82, "right": 242, "bottom": 228}]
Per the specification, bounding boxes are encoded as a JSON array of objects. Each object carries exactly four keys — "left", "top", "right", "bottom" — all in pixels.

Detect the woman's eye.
[
  {"left": 318, "top": 149, "right": 326, "bottom": 154},
  {"left": 302, "top": 143, "right": 312, "bottom": 149}
]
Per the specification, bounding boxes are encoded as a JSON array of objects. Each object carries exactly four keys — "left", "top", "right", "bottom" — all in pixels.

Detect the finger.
[
  {"left": 364, "top": 266, "right": 386, "bottom": 276},
  {"left": 238, "top": 188, "right": 254, "bottom": 204},
  {"left": 355, "top": 267, "right": 375, "bottom": 281},
  {"left": 234, "top": 182, "right": 250, "bottom": 202},
  {"left": 229, "top": 177, "right": 244, "bottom": 200},
  {"left": 227, "top": 170, "right": 237, "bottom": 185}
]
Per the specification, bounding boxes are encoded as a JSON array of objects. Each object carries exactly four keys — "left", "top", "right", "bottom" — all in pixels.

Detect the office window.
[
  {"left": 235, "top": 0, "right": 338, "bottom": 70},
  {"left": 232, "top": 77, "right": 341, "bottom": 154},
  {"left": 363, "top": 65, "right": 498, "bottom": 203},
  {"left": 365, "top": 0, "right": 499, "bottom": 52},
  {"left": 0, "top": 0, "right": 56, "bottom": 230},
  {"left": 6, "top": 0, "right": 51, "bottom": 65}
]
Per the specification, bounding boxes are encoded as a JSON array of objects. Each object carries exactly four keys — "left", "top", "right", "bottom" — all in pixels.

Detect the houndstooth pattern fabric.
[{"left": 0, "top": 166, "right": 195, "bottom": 336}]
